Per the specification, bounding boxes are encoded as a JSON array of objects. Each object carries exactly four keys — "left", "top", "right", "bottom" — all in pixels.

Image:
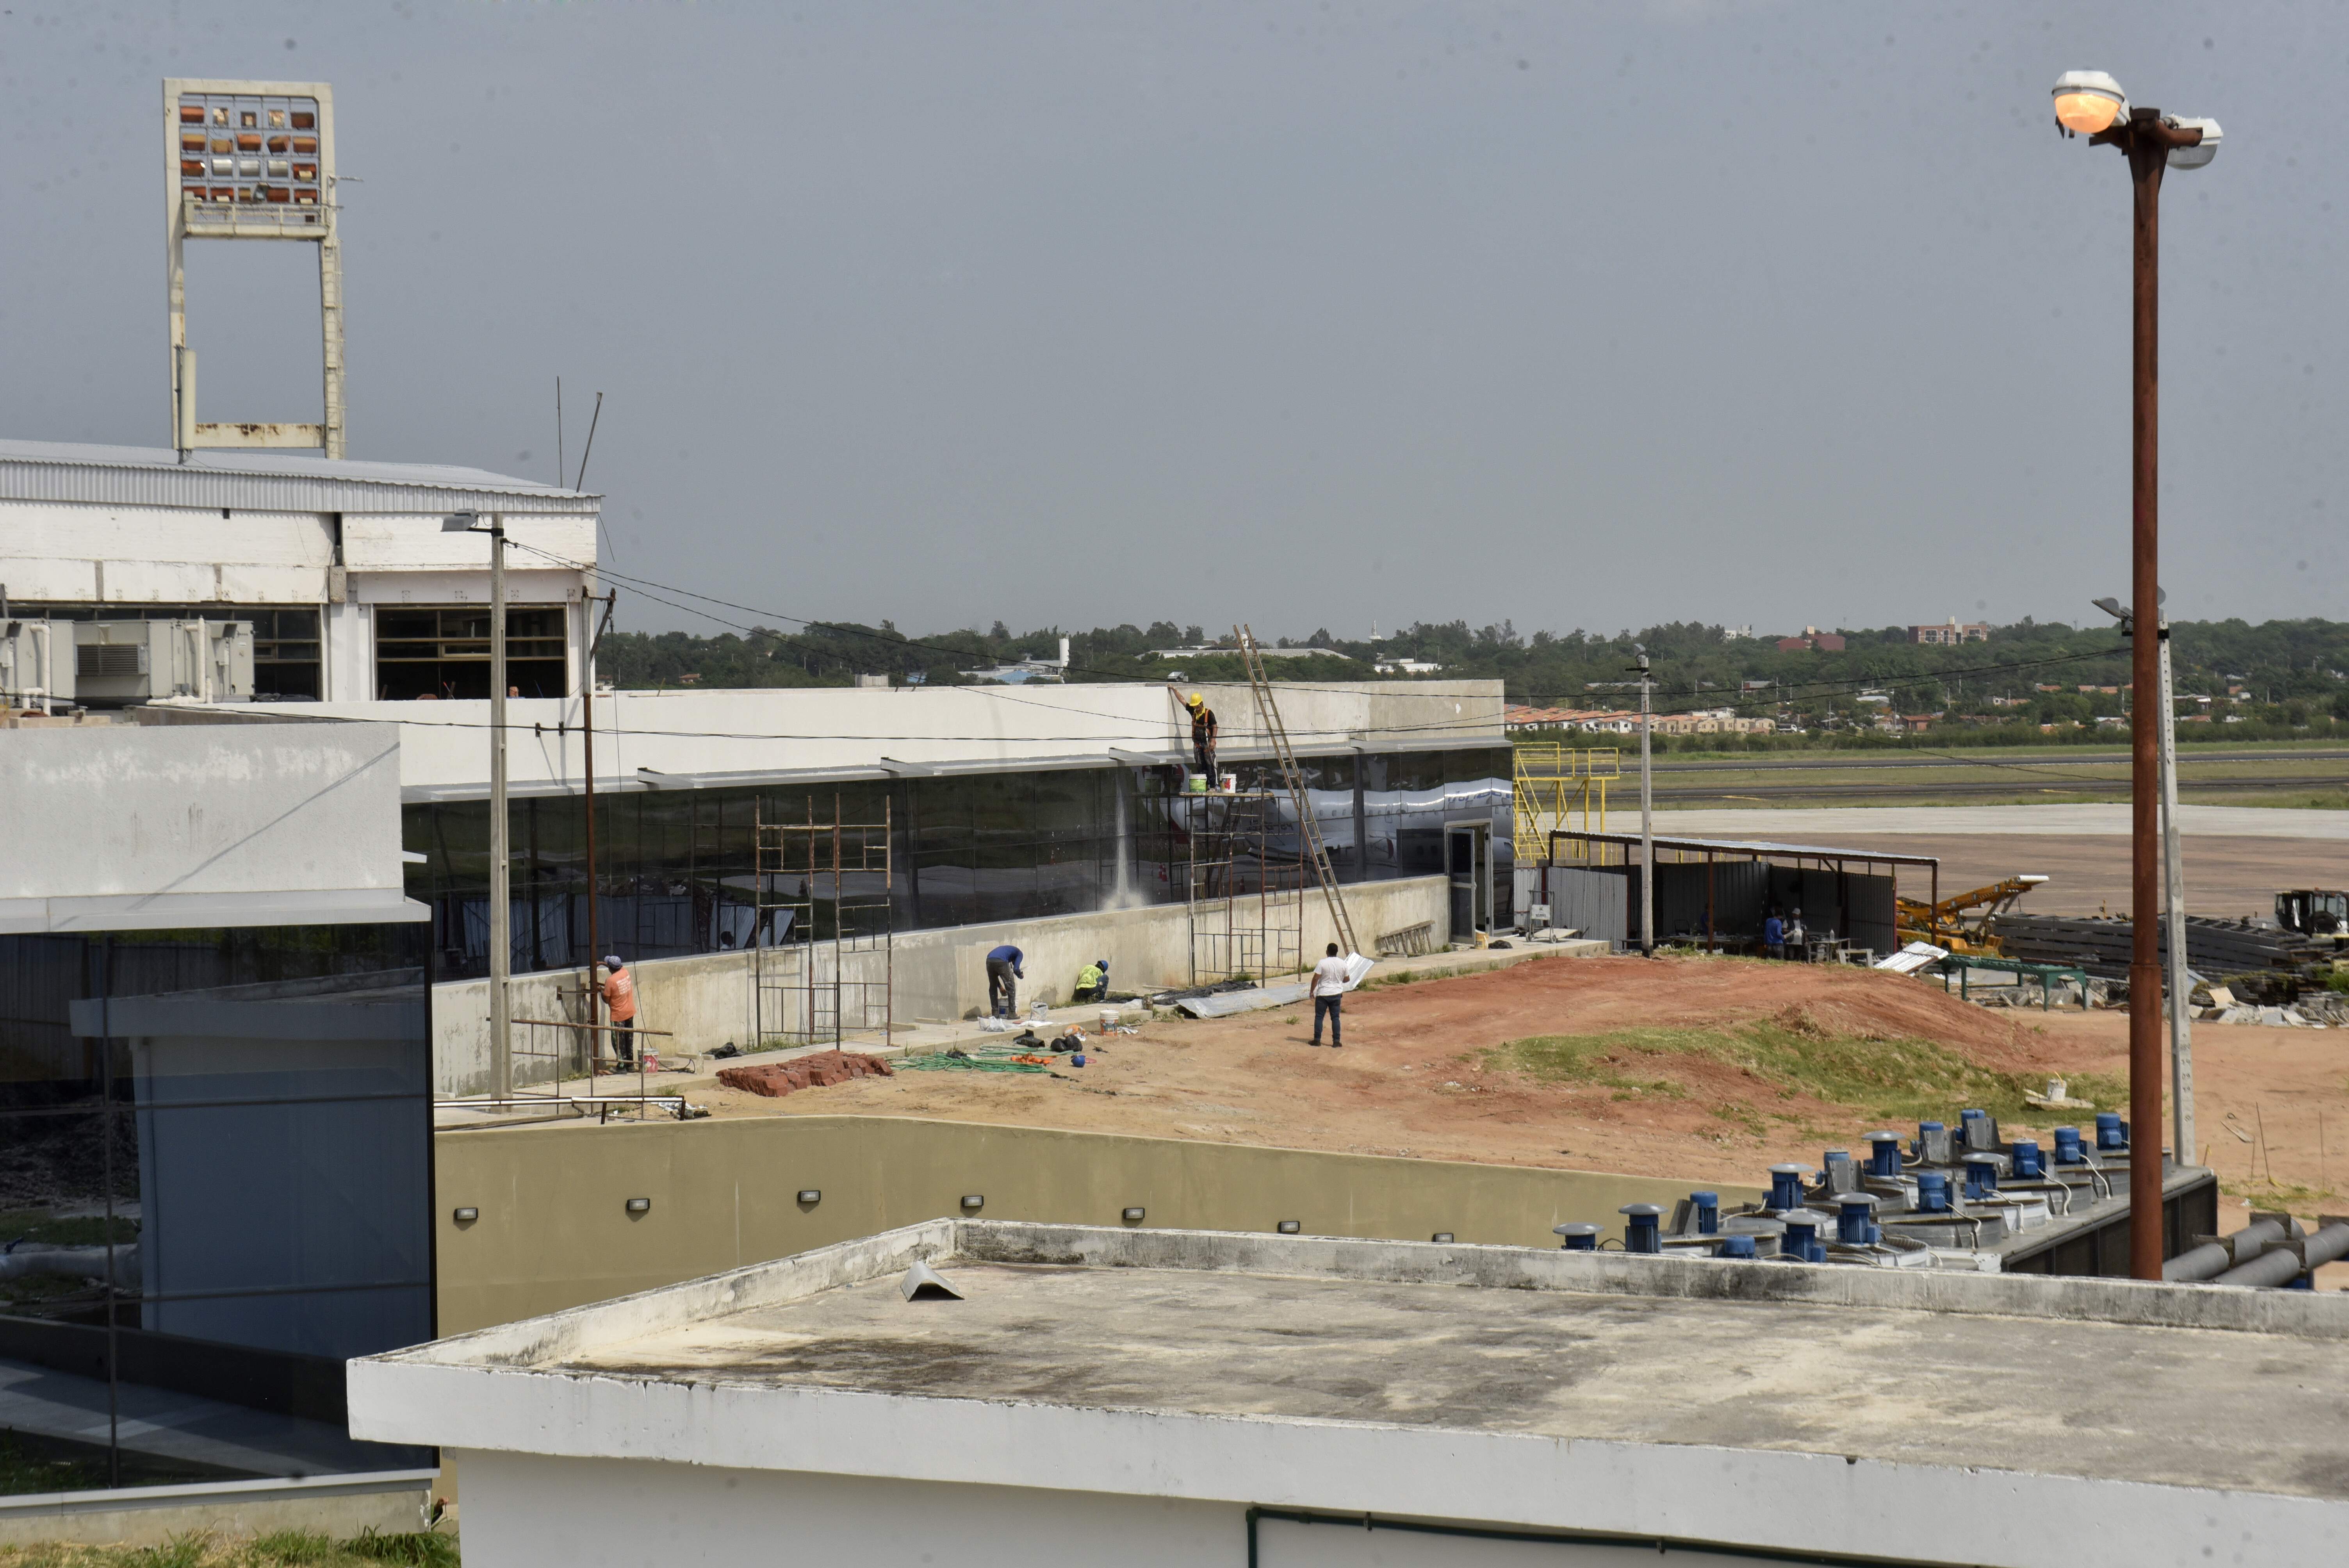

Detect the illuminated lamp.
[{"left": 2051, "top": 69, "right": 2127, "bottom": 136}]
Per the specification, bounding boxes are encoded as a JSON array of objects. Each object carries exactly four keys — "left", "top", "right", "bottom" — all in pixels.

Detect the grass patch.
[
  {"left": 0, "top": 1529, "right": 456, "bottom": 1568},
  {"left": 0, "top": 1211, "right": 138, "bottom": 1248},
  {"left": 1487, "top": 1022, "right": 2125, "bottom": 1128}
]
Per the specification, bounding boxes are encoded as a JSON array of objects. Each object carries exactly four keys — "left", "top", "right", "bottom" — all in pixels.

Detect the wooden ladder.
[{"left": 1236, "top": 624, "right": 1360, "bottom": 959}]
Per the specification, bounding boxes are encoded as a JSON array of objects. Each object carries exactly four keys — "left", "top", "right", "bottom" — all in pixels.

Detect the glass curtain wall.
[
  {"left": 0, "top": 926, "right": 436, "bottom": 1497},
  {"left": 408, "top": 747, "right": 1513, "bottom": 980}
]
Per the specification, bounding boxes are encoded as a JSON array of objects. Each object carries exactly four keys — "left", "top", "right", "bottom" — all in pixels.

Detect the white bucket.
[{"left": 1099, "top": 1009, "right": 1119, "bottom": 1032}]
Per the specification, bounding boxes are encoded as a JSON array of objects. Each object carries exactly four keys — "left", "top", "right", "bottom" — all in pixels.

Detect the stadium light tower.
[
  {"left": 2052, "top": 71, "right": 2220, "bottom": 1282},
  {"left": 164, "top": 79, "right": 343, "bottom": 457}
]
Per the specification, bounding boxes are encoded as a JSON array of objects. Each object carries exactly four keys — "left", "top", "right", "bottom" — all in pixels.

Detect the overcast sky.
[{"left": 1, "top": 2, "right": 2339, "bottom": 642}]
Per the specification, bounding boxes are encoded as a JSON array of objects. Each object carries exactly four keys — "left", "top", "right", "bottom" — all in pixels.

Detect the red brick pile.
[{"left": 717, "top": 1050, "right": 895, "bottom": 1098}]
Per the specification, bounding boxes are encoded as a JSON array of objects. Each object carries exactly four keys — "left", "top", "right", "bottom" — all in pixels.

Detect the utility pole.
[
  {"left": 1633, "top": 645, "right": 1654, "bottom": 956},
  {"left": 2158, "top": 609, "right": 2194, "bottom": 1166},
  {"left": 446, "top": 510, "right": 512, "bottom": 1099},
  {"left": 582, "top": 590, "right": 616, "bottom": 1071}
]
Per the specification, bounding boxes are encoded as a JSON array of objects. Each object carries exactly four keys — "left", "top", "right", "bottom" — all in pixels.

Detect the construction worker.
[
  {"left": 986, "top": 943, "right": 1024, "bottom": 1018},
  {"left": 600, "top": 955, "right": 638, "bottom": 1068},
  {"left": 1075, "top": 957, "right": 1110, "bottom": 1003},
  {"left": 1171, "top": 687, "right": 1218, "bottom": 782},
  {"left": 1308, "top": 942, "right": 1348, "bottom": 1048}
]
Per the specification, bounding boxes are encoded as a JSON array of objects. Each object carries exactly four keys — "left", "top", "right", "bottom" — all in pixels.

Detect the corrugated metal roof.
[
  {"left": 0, "top": 438, "right": 600, "bottom": 515},
  {"left": 1548, "top": 829, "right": 1941, "bottom": 868}
]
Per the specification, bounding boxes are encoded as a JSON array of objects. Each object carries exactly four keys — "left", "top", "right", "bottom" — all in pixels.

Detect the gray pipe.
[
  {"left": 2164, "top": 1219, "right": 2284, "bottom": 1282},
  {"left": 2211, "top": 1222, "right": 2349, "bottom": 1289}
]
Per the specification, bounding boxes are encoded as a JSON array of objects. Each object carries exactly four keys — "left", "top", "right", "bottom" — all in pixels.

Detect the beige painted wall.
[
  {"left": 435, "top": 874, "right": 1453, "bottom": 1096},
  {"left": 434, "top": 1115, "right": 1761, "bottom": 1334}
]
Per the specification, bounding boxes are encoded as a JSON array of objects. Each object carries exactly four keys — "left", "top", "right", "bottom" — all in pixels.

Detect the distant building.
[
  {"left": 1373, "top": 657, "right": 1445, "bottom": 676},
  {"left": 1911, "top": 618, "right": 1990, "bottom": 645},
  {"left": 1773, "top": 626, "right": 1846, "bottom": 652}
]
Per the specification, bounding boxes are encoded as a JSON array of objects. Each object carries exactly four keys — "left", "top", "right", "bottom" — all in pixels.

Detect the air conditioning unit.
[
  {"left": 0, "top": 619, "right": 73, "bottom": 713},
  {"left": 73, "top": 620, "right": 254, "bottom": 705}
]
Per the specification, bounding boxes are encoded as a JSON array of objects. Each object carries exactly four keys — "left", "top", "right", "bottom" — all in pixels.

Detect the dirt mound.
[
  {"left": 1364, "top": 953, "right": 2042, "bottom": 1069},
  {"left": 718, "top": 1049, "right": 894, "bottom": 1098}
]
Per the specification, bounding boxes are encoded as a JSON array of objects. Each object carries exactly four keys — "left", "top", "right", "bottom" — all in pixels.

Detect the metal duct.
[
  {"left": 2164, "top": 1219, "right": 2284, "bottom": 1283},
  {"left": 2210, "top": 1221, "right": 2349, "bottom": 1288}
]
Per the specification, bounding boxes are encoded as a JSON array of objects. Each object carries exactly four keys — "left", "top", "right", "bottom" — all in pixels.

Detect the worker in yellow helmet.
[{"left": 1170, "top": 686, "right": 1218, "bottom": 782}]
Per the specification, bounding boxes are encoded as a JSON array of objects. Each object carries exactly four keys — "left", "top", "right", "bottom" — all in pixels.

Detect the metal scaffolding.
[
  {"left": 1175, "top": 786, "right": 1306, "bottom": 986},
  {"left": 752, "top": 795, "right": 895, "bottom": 1048},
  {"left": 1514, "top": 743, "right": 1616, "bottom": 861}
]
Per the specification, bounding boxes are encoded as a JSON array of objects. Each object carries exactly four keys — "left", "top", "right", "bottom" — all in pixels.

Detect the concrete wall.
[
  {"left": 432, "top": 1115, "right": 1759, "bottom": 1333},
  {"left": 217, "top": 679, "right": 1507, "bottom": 797},
  {"left": 434, "top": 873, "right": 1452, "bottom": 1096},
  {"left": 0, "top": 1477, "right": 433, "bottom": 1551},
  {"left": 0, "top": 720, "right": 415, "bottom": 933}
]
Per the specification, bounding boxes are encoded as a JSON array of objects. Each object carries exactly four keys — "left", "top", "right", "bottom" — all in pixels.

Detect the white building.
[
  {"left": 0, "top": 439, "right": 598, "bottom": 704},
  {"left": 350, "top": 1218, "right": 2349, "bottom": 1568}
]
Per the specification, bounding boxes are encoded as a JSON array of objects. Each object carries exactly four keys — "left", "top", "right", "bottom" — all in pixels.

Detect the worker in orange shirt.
[{"left": 600, "top": 955, "right": 638, "bottom": 1068}]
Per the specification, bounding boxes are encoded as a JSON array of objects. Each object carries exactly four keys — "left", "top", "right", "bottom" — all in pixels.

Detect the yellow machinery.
[
  {"left": 1513, "top": 743, "right": 1618, "bottom": 861},
  {"left": 1896, "top": 875, "right": 2050, "bottom": 957}
]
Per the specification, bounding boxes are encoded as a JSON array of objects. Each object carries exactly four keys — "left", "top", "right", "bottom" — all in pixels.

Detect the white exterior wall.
[
  {"left": 215, "top": 681, "right": 1508, "bottom": 797},
  {"left": 0, "top": 719, "right": 417, "bottom": 932},
  {"left": 0, "top": 496, "right": 596, "bottom": 703}
]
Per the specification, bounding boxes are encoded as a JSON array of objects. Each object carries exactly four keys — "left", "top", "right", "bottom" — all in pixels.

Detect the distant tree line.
[{"left": 597, "top": 614, "right": 2349, "bottom": 744}]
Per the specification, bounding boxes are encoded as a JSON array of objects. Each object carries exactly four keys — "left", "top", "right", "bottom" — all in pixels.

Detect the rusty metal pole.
[{"left": 2126, "top": 123, "right": 2167, "bottom": 1280}]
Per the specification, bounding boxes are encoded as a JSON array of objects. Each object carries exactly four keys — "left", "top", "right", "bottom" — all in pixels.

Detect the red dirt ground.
[
  {"left": 694, "top": 952, "right": 2349, "bottom": 1279},
  {"left": 701, "top": 956, "right": 2103, "bottom": 1181}
]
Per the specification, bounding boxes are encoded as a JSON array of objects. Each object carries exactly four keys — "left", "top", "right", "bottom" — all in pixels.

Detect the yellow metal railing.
[{"left": 1513, "top": 744, "right": 1616, "bottom": 861}]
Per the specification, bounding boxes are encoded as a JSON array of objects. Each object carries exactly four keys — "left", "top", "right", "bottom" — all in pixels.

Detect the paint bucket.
[
  {"left": 1217, "top": 773, "right": 1237, "bottom": 793},
  {"left": 1099, "top": 1009, "right": 1118, "bottom": 1032},
  {"left": 1187, "top": 773, "right": 1208, "bottom": 793}
]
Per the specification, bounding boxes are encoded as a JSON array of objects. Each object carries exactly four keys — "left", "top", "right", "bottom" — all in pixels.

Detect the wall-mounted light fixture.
[
  {"left": 452, "top": 1207, "right": 479, "bottom": 1224},
  {"left": 625, "top": 1197, "right": 652, "bottom": 1215},
  {"left": 1276, "top": 1219, "right": 1301, "bottom": 1235},
  {"left": 1122, "top": 1207, "right": 1146, "bottom": 1223},
  {"left": 960, "top": 1194, "right": 985, "bottom": 1212},
  {"left": 797, "top": 1190, "right": 822, "bottom": 1205}
]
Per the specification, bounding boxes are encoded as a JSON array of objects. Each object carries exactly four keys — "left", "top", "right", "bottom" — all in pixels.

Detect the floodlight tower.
[{"left": 163, "top": 79, "right": 343, "bottom": 457}]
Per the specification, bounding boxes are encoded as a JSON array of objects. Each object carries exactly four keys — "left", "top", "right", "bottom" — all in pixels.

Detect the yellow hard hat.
[{"left": 1185, "top": 692, "right": 1204, "bottom": 707}]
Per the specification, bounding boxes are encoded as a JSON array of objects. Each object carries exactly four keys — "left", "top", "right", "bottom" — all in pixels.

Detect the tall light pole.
[
  {"left": 2097, "top": 590, "right": 2195, "bottom": 1173},
  {"left": 446, "top": 510, "right": 512, "bottom": 1099},
  {"left": 2054, "top": 72, "right": 2220, "bottom": 1279},
  {"left": 1632, "top": 645, "right": 1654, "bottom": 957}
]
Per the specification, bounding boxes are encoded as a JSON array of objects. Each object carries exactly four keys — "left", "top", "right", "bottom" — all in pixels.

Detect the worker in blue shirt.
[
  {"left": 1762, "top": 911, "right": 1786, "bottom": 961},
  {"left": 986, "top": 944, "right": 1025, "bottom": 1018}
]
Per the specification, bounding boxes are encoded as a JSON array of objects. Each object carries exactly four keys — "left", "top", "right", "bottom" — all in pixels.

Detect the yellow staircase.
[{"left": 1513, "top": 743, "right": 1618, "bottom": 862}]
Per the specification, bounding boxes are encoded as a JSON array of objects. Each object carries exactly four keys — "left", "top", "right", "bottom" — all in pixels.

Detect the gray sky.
[{"left": 1, "top": 2, "right": 2339, "bottom": 640}]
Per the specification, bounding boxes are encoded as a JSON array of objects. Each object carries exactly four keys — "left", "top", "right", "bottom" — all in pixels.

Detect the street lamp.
[
  {"left": 444, "top": 508, "right": 512, "bottom": 1101},
  {"left": 2055, "top": 73, "right": 2220, "bottom": 1280}
]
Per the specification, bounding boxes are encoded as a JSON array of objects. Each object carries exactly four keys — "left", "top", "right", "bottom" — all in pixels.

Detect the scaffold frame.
[
  {"left": 1173, "top": 784, "right": 1307, "bottom": 986},
  {"left": 752, "top": 794, "right": 895, "bottom": 1048},
  {"left": 1514, "top": 743, "right": 1616, "bottom": 861}
]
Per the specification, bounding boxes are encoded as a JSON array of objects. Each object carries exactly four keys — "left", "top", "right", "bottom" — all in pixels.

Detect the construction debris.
[{"left": 716, "top": 1049, "right": 895, "bottom": 1098}]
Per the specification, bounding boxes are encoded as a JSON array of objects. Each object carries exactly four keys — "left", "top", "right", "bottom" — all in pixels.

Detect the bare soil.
[
  {"left": 696, "top": 952, "right": 2349, "bottom": 1282},
  {"left": 700, "top": 956, "right": 2105, "bottom": 1181}
]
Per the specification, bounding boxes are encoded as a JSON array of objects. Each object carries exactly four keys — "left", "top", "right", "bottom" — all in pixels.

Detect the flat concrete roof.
[{"left": 354, "top": 1222, "right": 2349, "bottom": 1568}]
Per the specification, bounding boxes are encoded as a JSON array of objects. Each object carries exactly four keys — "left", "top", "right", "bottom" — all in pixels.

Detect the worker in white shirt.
[{"left": 1308, "top": 942, "right": 1349, "bottom": 1048}]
